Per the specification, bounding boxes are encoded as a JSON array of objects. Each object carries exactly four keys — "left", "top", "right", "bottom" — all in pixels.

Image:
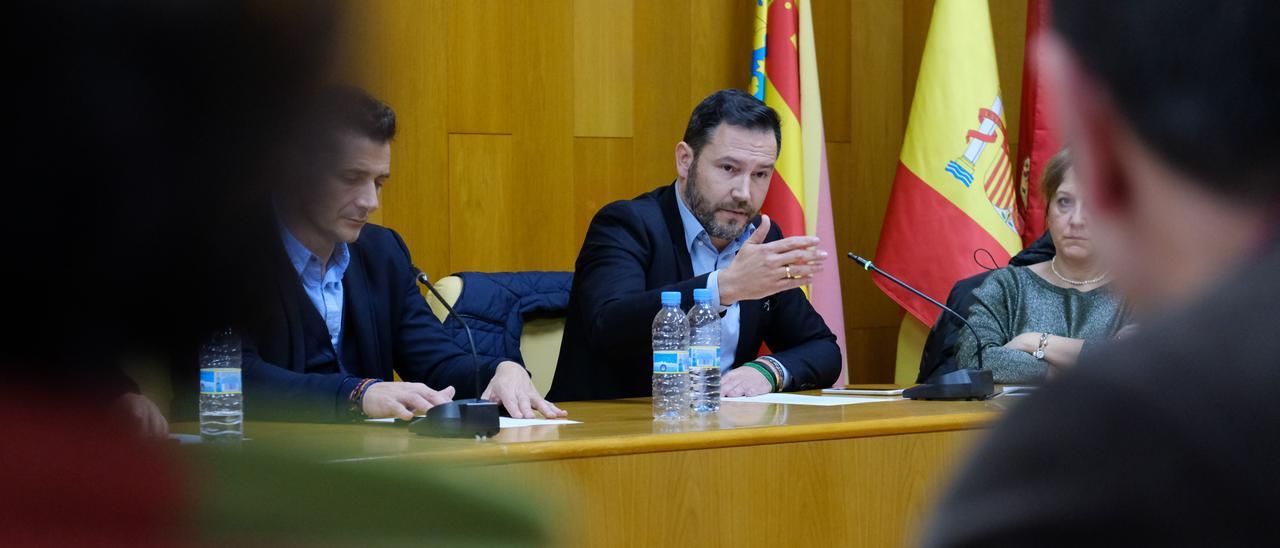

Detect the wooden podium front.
[{"left": 178, "top": 392, "right": 1007, "bottom": 546}]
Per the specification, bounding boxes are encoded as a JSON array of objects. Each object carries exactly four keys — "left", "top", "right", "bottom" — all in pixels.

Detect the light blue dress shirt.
[
  {"left": 674, "top": 184, "right": 791, "bottom": 388},
  {"left": 280, "top": 226, "right": 351, "bottom": 363}
]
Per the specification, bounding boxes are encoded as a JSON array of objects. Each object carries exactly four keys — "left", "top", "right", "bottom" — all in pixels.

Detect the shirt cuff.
[
  {"left": 708, "top": 270, "right": 733, "bottom": 313},
  {"left": 757, "top": 355, "right": 791, "bottom": 390}
]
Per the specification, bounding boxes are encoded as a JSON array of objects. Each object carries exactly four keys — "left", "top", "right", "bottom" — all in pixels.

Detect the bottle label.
[
  {"left": 653, "top": 350, "right": 685, "bottom": 374},
  {"left": 690, "top": 345, "right": 720, "bottom": 369},
  {"left": 200, "top": 368, "right": 242, "bottom": 394}
]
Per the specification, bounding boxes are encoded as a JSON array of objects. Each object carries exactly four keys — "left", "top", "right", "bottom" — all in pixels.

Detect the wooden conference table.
[{"left": 178, "top": 391, "right": 1011, "bottom": 546}]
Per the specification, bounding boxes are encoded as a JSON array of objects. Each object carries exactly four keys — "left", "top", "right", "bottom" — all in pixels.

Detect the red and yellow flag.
[
  {"left": 1015, "top": 0, "right": 1059, "bottom": 245},
  {"left": 875, "top": 0, "right": 1023, "bottom": 327},
  {"left": 750, "top": 0, "right": 848, "bottom": 384}
]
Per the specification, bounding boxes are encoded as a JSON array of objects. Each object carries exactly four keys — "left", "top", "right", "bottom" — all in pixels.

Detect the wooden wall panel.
[
  {"left": 690, "top": 0, "right": 755, "bottom": 105},
  {"left": 833, "top": 0, "right": 908, "bottom": 382},
  {"left": 631, "top": 0, "right": 691, "bottom": 189},
  {"left": 573, "top": 137, "right": 636, "bottom": 240},
  {"left": 347, "top": 0, "right": 452, "bottom": 279},
  {"left": 447, "top": 134, "right": 515, "bottom": 271},
  {"left": 812, "top": 0, "right": 852, "bottom": 143},
  {"left": 573, "top": 0, "right": 634, "bottom": 138},
  {"left": 350, "top": 0, "right": 1029, "bottom": 383},
  {"left": 843, "top": 0, "right": 906, "bottom": 331},
  {"left": 447, "top": 0, "right": 515, "bottom": 134},
  {"left": 514, "top": 0, "right": 578, "bottom": 270}
]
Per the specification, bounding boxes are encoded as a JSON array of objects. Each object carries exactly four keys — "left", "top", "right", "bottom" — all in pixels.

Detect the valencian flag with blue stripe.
[
  {"left": 750, "top": 0, "right": 848, "bottom": 384},
  {"left": 875, "top": 0, "right": 1024, "bottom": 328}
]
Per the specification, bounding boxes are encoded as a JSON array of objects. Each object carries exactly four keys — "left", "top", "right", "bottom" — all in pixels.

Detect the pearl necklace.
[{"left": 1050, "top": 257, "right": 1108, "bottom": 286}]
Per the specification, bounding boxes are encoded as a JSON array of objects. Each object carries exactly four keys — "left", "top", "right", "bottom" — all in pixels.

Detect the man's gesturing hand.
[
  {"left": 717, "top": 215, "right": 828, "bottom": 305},
  {"left": 362, "top": 382, "right": 456, "bottom": 420}
]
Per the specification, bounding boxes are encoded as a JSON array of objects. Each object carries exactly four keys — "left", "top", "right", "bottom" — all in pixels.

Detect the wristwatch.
[{"left": 1033, "top": 332, "right": 1049, "bottom": 360}]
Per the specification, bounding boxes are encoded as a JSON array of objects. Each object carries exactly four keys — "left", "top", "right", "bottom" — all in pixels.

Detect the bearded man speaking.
[{"left": 549, "top": 89, "right": 840, "bottom": 401}]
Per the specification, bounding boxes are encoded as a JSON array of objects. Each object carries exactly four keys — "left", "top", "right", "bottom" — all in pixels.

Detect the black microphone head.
[{"left": 846, "top": 252, "right": 871, "bottom": 268}]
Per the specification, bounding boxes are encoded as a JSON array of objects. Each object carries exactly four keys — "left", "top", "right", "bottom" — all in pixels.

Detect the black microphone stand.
[
  {"left": 846, "top": 253, "right": 997, "bottom": 400},
  {"left": 408, "top": 272, "right": 501, "bottom": 438}
]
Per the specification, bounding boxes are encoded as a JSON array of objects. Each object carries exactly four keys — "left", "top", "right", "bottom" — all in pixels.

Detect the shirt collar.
[
  {"left": 673, "top": 182, "right": 756, "bottom": 254},
  {"left": 279, "top": 223, "right": 350, "bottom": 279}
]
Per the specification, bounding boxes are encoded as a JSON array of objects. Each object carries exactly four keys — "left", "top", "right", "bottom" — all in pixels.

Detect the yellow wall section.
[{"left": 343, "top": 0, "right": 1027, "bottom": 383}]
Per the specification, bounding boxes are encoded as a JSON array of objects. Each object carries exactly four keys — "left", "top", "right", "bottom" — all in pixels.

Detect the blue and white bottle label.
[
  {"left": 200, "top": 368, "right": 242, "bottom": 394},
  {"left": 653, "top": 350, "right": 686, "bottom": 374},
  {"left": 690, "top": 345, "right": 720, "bottom": 369}
]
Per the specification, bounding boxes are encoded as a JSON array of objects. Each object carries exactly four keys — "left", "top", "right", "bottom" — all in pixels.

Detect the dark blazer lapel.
[
  {"left": 736, "top": 297, "right": 763, "bottom": 364},
  {"left": 342, "top": 247, "right": 383, "bottom": 379},
  {"left": 271, "top": 240, "right": 309, "bottom": 373},
  {"left": 658, "top": 182, "right": 695, "bottom": 280}
]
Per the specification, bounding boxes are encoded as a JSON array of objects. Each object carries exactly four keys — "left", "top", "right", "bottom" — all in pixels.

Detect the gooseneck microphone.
[
  {"left": 846, "top": 253, "right": 985, "bottom": 373},
  {"left": 417, "top": 271, "right": 484, "bottom": 399},
  {"left": 409, "top": 271, "right": 500, "bottom": 438},
  {"left": 846, "top": 252, "right": 997, "bottom": 400}
]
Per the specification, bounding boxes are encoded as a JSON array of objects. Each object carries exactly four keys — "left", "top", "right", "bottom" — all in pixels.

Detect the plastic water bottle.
[
  {"left": 688, "top": 288, "right": 721, "bottom": 413},
  {"left": 199, "top": 328, "right": 243, "bottom": 444},
  {"left": 652, "top": 291, "right": 690, "bottom": 421}
]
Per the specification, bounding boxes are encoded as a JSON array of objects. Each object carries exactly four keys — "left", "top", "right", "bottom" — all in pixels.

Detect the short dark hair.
[
  {"left": 682, "top": 89, "right": 781, "bottom": 158},
  {"left": 317, "top": 85, "right": 396, "bottom": 143},
  {"left": 1041, "top": 148, "right": 1072, "bottom": 205},
  {"left": 1053, "top": 1, "right": 1280, "bottom": 201}
]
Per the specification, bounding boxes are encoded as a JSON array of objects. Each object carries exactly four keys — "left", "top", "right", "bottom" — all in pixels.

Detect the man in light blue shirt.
[
  {"left": 280, "top": 225, "right": 350, "bottom": 363},
  {"left": 246, "top": 86, "right": 564, "bottom": 421},
  {"left": 673, "top": 184, "right": 792, "bottom": 388}
]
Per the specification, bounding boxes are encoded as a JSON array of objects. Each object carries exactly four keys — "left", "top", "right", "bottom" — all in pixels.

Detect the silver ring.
[{"left": 785, "top": 265, "right": 794, "bottom": 279}]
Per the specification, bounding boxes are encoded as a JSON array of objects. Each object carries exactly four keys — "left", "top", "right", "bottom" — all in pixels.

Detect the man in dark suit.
[
  {"left": 550, "top": 89, "right": 841, "bottom": 401},
  {"left": 923, "top": 1, "right": 1280, "bottom": 545},
  {"left": 244, "top": 87, "right": 566, "bottom": 422}
]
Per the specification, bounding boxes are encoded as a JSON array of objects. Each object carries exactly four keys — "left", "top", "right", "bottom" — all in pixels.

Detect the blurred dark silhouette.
[
  {"left": 4, "top": 5, "right": 552, "bottom": 546},
  {"left": 923, "top": 1, "right": 1280, "bottom": 546},
  {"left": 4, "top": 0, "right": 336, "bottom": 543},
  {"left": 7, "top": 0, "right": 338, "bottom": 384}
]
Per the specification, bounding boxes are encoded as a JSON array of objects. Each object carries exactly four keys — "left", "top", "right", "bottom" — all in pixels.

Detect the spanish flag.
[
  {"left": 875, "top": 0, "right": 1022, "bottom": 328},
  {"left": 750, "top": 0, "right": 848, "bottom": 384}
]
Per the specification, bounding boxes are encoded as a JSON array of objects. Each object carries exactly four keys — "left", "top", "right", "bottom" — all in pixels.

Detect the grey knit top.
[{"left": 957, "top": 265, "right": 1129, "bottom": 384}]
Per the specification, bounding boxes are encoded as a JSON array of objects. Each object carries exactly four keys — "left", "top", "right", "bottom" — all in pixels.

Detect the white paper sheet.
[
  {"left": 499, "top": 417, "right": 581, "bottom": 428},
  {"left": 723, "top": 393, "right": 902, "bottom": 406},
  {"left": 363, "top": 417, "right": 581, "bottom": 427},
  {"left": 999, "top": 385, "right": 1037, "bottom": 397}
]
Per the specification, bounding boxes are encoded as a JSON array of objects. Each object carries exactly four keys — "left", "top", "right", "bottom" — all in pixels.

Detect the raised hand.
[{"left": 717, "top": 215, "right": 828, "bottom": 305}]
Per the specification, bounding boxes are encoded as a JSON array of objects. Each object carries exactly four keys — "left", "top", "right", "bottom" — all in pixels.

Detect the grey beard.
[{"left": 684, "top": 168, "right": 752, "bottom": 241}]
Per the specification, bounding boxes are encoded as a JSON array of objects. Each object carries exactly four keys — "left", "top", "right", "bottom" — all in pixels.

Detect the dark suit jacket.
[
  {"left": 548, "top": 184, "right": 841, "bottom": 401},
  {"left": 241, "top": 223, "right": 500, "bottom": 421},
  {"left": 922, "top": 235, "right": 1280, "bottom": 546}
]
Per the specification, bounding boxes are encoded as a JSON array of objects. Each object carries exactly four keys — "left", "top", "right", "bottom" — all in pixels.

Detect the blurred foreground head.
[
  {"left": 7, "top": 1, "right": 339, "bottom": 373},
  {"left": 1044, "top": 1, "right": 1280, "bottom": 310}
]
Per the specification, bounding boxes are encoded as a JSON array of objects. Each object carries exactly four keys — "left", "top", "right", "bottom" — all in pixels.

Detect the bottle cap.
[
  {"left": 660, "top": 291, "right": 681, "bottom": 306},
  {"left": 692, "top": 288, "right": 711, "bottom": 303}
]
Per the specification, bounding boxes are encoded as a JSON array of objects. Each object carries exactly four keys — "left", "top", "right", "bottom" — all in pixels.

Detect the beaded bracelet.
[
  {"left": 743, "top": 361, "right": 778, "bottom": 392},
  {"left": 347, "top": 378, "right": 382, "bottom": 418}
]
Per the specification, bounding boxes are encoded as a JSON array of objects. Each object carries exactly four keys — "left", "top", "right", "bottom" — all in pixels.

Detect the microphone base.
[
  {"left": 903, "top": 369, "right": 999, "bottom": 401},
  {"left": 409, "top": 398, "right": 501, "bottom": 438}
]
